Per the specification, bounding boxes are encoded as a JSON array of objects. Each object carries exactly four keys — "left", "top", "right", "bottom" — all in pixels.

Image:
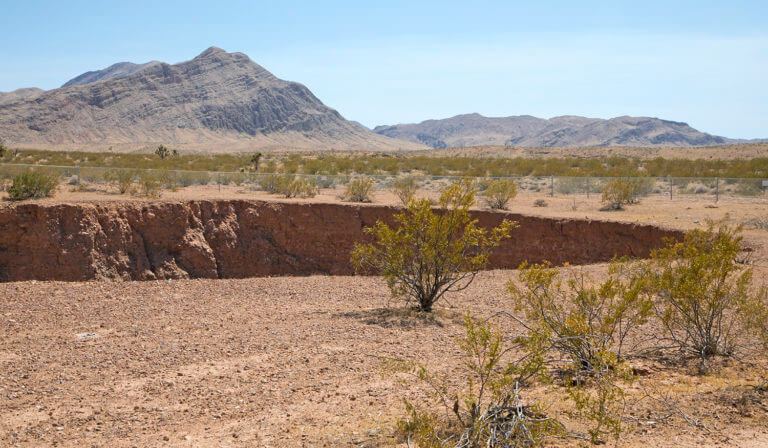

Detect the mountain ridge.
[
  {"left": 374, "top": 113, "right": 749, "bottom": 148},
  {"left": 0, "top": 47, "right": 421, "bottom": 152}
]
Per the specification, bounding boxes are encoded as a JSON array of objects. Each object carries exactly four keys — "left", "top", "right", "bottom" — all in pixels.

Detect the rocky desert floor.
[{"left": 2, "top": 183, "right": 768, "bottom": 447}]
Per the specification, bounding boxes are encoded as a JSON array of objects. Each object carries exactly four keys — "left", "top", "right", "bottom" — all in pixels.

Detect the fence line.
[{"left": 0, "top": 162, "right": 766, "bottom": 201}]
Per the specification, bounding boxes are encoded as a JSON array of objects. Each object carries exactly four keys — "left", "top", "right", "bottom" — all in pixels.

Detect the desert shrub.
[
  {"left": 393, "top": 315, "right": 564, "bottom": 448},
  {"left": 601, "top": 179, "right": 635, "bottom": 210},
  {"left": 104, "top": 168, "right": 137, "bottom": 194},
  {"left": 735, "top": 179, "right": 763, "bottom": 197},
  {"left": 343, "top": 176, "right": 375, "bottom": 202},
  {"left": 533, "top": 199, "right": 548, "bottom": 207},
  {"left": 0, "top": 137, "right": 7, "bottom": 158},
  {"left": 6, "top": 169, "right": 59, "bottom": 200},
  {"left": 222, "top": 172, "right": 247, "bottom": 186},
  {"left": 555, "top": 177, "right": 586, "bottom": 195},
  {"left": 258, "top": 173, "right": 286, "bottom": 193},
  {"left": 508, "top": 260, "right": 649, "bottom": 442},
  {"left": 281, "top": 177, "right": 318, "bottom": 198},
  {"left": 509, "top": 260, "right": 652, "bottom": 367},
  {"left": 136, "top": 171, "right": 163, "bottom": 197},
  {"left": 644, "top": 223, "right": 756, "bottom": 370},
  {"left": 177, "top": 171, "right": 211, "bottom": 187},
  {"left": 481, "top": 179, "right": 518, "bottom": 210},
  {"left": 392, "top": 175, "right": 418, "bottom": 205},
  {"left": 351, "top": 179, "right": 515, "bottom": 311}
]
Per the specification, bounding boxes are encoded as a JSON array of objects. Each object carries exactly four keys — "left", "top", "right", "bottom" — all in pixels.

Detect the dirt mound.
[{"left": 0, "top": 200, "right": 682, "bottom": 282}]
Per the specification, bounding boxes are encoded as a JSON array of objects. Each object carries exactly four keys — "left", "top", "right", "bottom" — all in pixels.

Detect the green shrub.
[
  {"left": 343, "top": 176, "right": 375, "bottom": 202},
  {"left": 392, "top": 176, "right": 418, "bottom": 205},
  {"left": 508, "top": 260, "right": 647, "bottom": 442},
  {"left": 7, "top": 169, "right": 59, "bottom": 200},
  {"left": 351, "top": 179, "right": 516, "bottom": 311},
  {"left": 481, "top": 179, "right": 518, "bottom": 210},
  {"left": 644, "top": 223, "right": 755, "bottom": 370},
  {"left": 601, "top": 179, "right": 635, "bottom": 210},
  {"left": 136, "top": 171, "right": 163, "bottom": 197},
  {"left": 393, "top": 314, "right": 564, "bottom": 448},
  {"left": 154, "top": 144, "right": 170, "bottom": 159},
  {"left": 104, "top": 169, "right": 137, "bottom": 194}
]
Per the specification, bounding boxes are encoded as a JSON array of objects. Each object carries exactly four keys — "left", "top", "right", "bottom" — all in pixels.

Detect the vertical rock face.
[{"left": 0, "top": 200, "right": 682, "bottom": 282}]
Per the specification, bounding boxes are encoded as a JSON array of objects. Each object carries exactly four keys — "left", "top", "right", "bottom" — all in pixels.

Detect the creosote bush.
[
  {"left": 343, "top": 176, "right": 375, "bottom": 202},
  {"left": 645, "top": 223, "right": 757, "bottom": 370},
  {"left": 508, "top": 260, "right": 648, "bottom": 442},
  {"left": 600, "top": 179, "right": 635, "bottom": 210},
  {"left": 392, "top": 175, "right": 418, "bottom": 205},
  {"left": 393, "top": 314, "right": 564, "bottom": 448},
  {"left": 104, "top": 168, "right": 137, "bottom": 194},
  {"left": 481, "top": 179, "right": 518, "bottom": 210},
  {"left": 7, "top": 169, "right": 59, "bottom": 200},
  {"left": 351, "top": 179, "right": 515, "bottom": 312},
  {"left": 259, "top": 173, "right": 317, "bottom": 198}
]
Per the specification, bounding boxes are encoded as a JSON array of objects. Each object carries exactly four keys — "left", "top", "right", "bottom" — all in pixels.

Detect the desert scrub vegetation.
[
  {"left": 6, "top": 168, "right": 59, "bottom": 200},
  {"left": 343, "top": 176, "right": 375, "bottom": 202},
  {"left": 258, "top": 173, "right": 317, "bottom": 198},
  {"left": 392, "top": 175, "right": 418, "bottom": 205},
  {"left": 104, "top": 168, "right": 137, "bottom": 194},
  {"left": 4, "top": 148, "right": 768, "bottom": 178},
  {"left": 600, "top": 178, "right": 652, "bottom": 210},
  {"left": 480, "top": 179, "right": 518, "bottom": 210},
  {"left": 392, "top": 315, "right": 565, "bottom": 448},
  {"left": 644, "top": 223, "right": 760, "bottom": 370},
  {"left": 351, "top": 179, "right": 516, "bottom": 312}
]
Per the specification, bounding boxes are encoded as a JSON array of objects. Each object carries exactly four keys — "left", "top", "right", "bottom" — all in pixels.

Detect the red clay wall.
[{"left": 0, "top": 200, "right": 683, "bottom": 282}]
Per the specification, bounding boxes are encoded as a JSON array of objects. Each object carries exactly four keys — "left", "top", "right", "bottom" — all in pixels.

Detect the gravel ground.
[{"left": 1, "top": 267, "right": 767, "bottom": 447}]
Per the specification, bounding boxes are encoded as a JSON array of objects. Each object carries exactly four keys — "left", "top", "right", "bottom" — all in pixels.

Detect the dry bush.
[
  {"left": 344, "top": 176, "right": 375, "bottom": 202},
  {"left": 352, "top": 179, "right": 515, "bottom": 312},
  {"left": 136, "top": 171, "right": 163, "bottom": 197},
  {"left": 7, "top": 169, "right": 59, "bottom": 200},
  {"left": 481, "top": 179, "right": 518, "bottom": 210},
  {"left": 392, "top": 176, "right": 418, "bottom": 205},
  {"left": 533, "top": 199, "right": 548, "bottom": 207}
]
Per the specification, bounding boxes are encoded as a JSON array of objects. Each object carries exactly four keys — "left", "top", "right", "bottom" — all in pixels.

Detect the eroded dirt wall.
[{"left": 0, "top": 200, "right": 683, "bottom": 282}]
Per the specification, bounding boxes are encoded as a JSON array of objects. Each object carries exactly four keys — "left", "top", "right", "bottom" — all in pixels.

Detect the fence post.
[
  {"left": 550, "top": 176, "right": 554, "bottom": 197},
  {"left": 668, "top": 176, "right": 672, "bottom": 200},
  {"left": 218, "top": 173, "right": 221, "bottom": 191},
  {"left": 586, "top": 177, "right": 590, "bottom": 199},
  {"left": 715, "top": 177, "right": 719, "bottom": 202},
  {"left": 77, "top": 166, "right": 81, "bottom": 186}
]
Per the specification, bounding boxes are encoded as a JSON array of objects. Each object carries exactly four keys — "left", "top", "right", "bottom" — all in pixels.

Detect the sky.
[{"left": 1, "top": 1, "right": 767, "bottom": 138}]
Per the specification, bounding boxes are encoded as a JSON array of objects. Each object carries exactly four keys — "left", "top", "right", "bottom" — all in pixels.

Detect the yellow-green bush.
[
  {"left": 6, "top": 169, "right": 59, "bottom": 200},
  {"left": 343, "top": 176, "right": 375, "bottom": 202},
  {"left": 481, "top": 179, "right": 518, "bottom": 210}
]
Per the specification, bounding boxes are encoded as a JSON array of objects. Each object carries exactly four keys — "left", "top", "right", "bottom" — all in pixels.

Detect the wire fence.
[{"left": 0, "top": 162, "right": 767, "bottom": 202}]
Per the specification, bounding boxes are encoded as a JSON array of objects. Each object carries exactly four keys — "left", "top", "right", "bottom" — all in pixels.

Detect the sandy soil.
[{"left": 1, "top": 185, "right": 768, "bottom": 447}]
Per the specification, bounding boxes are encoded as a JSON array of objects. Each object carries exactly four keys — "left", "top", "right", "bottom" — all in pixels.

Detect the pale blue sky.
[{"left": 1, "top": 1, "right": 766, "bottom": 138}]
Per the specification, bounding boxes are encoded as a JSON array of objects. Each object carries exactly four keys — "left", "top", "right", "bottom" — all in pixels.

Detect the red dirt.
[{"left": 0, "top": 200, "right": 682, "bottom": 281}]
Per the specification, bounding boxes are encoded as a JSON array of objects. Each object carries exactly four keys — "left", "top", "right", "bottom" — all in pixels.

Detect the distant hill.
[
  {"left": 0, "top": 88, "right": 44, "bottom": 105},
  {"left": 61, "top": 61, "right": 163, "bottom": 87},
  {"left": 0, "top": 47, "right": 421, "bottom": 152},
  {"left": 374, "top": 113, "right": 742, "bottom": 148}
]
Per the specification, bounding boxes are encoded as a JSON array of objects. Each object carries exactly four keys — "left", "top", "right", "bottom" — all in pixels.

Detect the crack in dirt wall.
[{"left": 0, "top": 200, "right": 683, "bottom": 282}]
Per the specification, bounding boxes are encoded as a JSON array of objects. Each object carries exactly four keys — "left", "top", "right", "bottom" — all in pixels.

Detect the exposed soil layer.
[{"left": 0, "top": 200, "right": 682, "bottom": 282}]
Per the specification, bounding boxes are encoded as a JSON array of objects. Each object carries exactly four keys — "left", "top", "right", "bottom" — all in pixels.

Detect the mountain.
[
  {"left": 0, "top": 47, "right": 421, "bottom": 152},
  {"left": 0, "top": 88, "right": 44, "bottom": 105},
  {"left": 374, "top": 113, "right": 737, "bottom": 148},
  {"left": 61, "top": 61, "right": 163, "bottom": 87}
]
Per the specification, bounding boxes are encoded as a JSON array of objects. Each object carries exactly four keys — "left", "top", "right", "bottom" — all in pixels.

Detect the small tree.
[
  {"left": 351, "top": 179, "right": 516, "bottom": 312},
  {"left": 392, "top": 176, "right": 418, "bottom": 205},
  {"left": 250, "top": 152, "right": 262, "bottom": 172},
  {"left": 481, "top": 179, "right": 518, "bottom": 210},
  {"left": 645, "top": 223, "right": 754, "bottom": 369},
  {"left": 155, "top": 144, "right": 170, "bottom": 159}
]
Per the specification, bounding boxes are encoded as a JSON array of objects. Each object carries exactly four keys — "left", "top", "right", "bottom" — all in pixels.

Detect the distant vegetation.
[{"left": 1, "top": 148, "right": 767, "bottom": 178}]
